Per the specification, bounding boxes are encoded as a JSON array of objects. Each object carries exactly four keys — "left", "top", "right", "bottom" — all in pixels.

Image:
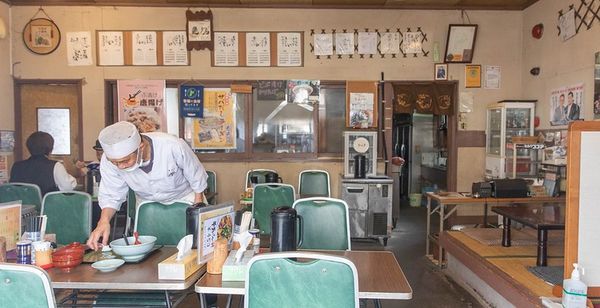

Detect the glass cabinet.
[{"left": 485, "top": 100, "right": 536, "bottom": 179}]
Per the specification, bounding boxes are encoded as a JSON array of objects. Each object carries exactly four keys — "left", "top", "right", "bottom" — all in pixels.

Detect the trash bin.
[{"left": 409, "top": 193, "right": 422, "bottom": 207}]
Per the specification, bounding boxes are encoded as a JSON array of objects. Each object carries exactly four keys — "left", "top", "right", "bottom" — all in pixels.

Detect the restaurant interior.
[{"left": 1, "top": 0, "right": 600, "bottom": 307}]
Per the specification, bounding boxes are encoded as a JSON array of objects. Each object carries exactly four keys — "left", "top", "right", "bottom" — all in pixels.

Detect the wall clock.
[{"left": 23, "top": 18, "right": 61, "bottom": 55}]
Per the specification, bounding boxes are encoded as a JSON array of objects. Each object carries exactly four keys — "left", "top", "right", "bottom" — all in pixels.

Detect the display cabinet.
[
  {"left": 485, "top": 100, "right": 536, "bottom": 179},
  {"left": 506, "top": 143, "right": 544, "bottom": 179}
]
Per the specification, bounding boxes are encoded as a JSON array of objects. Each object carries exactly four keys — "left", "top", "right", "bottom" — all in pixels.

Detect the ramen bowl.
[{"left": 110, "top": 236, "right": 157, "bottom": 262}]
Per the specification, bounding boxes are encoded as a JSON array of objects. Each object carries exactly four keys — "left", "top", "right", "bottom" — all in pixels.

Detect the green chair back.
[
  {"left": 298, "top": 170, "right": 331, "bottom": 198},
  {"left": 293, "top": 197, "right": 351, "bottom": 250},
  {"left": 252, "top": 184, "right": 295, "bottom": 235},
  {"left": 246, "top": 169, "right": 277, "bottom": 188},
  {"left": 42, "top": 191, "right": 91, "bottom": 246},
  {"left": 0, "top": 263, "right": 56, "bottom": 308},
  {"left": 206, "top": 170, "right": 217, "bottom": 205},
  {"left": 134, "top": 201, "right": 191, "bottom": 245},
  {"left": 0, "top": 183, "right": 43, "bottom": 213},
  {"left": 245, "top": 252, "right": 359, "bottom": 308}
]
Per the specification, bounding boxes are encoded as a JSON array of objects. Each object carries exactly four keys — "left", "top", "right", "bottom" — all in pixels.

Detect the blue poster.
[{"left": 180, "top": 85, "right": 204, "bottom": 118}]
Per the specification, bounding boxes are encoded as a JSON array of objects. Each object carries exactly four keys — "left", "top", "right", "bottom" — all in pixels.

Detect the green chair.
[
  {"left": 252, "top": 183, "right": 295, "bottom": 235},
  {"left": 134, "top": 200, "right": 192, "bottom": 245},
  {"left": 245, "top": 252, "right": 359, "bottom": 308},
  {"left": 0, "top": 263, "right": 56, "bottom": 307},
  {"left": 246, "top": 169, "right": 277, "bottom": 188},
  {"left": 298, "top": 169, "right": 331, "bottom": 198},
  {"left": 0, "top": 183, "right": 43, "bottom": 213},
  {"left": 292, "top": 197, "right": 351, "bottom": 251},
  {"left": 206, "top": 170, "right": 217, "bottom": 205},
  {"left": 41, "top": 191, "right": 91, "bottom": 246}
]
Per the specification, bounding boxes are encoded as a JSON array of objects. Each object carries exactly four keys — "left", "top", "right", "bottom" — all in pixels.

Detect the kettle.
[
  {"left": 354, "top": 154, "right": 366, "bottom": 178},
  {"left": 265, "top": 172, "right": 283, "bottom": 183},
  {"left": 270, "top": 206, "right": 303, "bottom": 252}
]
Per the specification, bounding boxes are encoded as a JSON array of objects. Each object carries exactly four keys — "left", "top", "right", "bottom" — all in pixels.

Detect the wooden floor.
[{"left": 440, "top": 230, "right": 564, "bottom": 307}]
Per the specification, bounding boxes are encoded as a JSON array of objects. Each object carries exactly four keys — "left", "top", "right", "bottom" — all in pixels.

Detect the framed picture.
[
  {"left": 434, "top": 63, "right": 448, "bottom": 80},
  {"left": 465, "top": 64, "right": 481, "bottom": 88},
  {"left": 22, "top": 18, "right": 61, "bottom": 55},
  {"left": 186, "top": 9, "right": 213, "bottom": 51},
  {"left": 444, "top": 24, "right": 478, "bottom": 63}
]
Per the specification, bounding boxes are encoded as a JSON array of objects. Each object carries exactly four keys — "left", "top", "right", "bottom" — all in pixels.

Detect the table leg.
[
  {"left": 165, "top": 290, "right": 172, "bottom": 308},
  {"left": 226, "top": 294, "right": 233, "bottom": 308},
  {"left": 426, "top": 196, "right": 431, "bottom": 256},
  {"left": 537, "top": 229, "right": 548, "bottom": 267},
  {"left": 199, "top": 293, "right": 207, "bottom": 308},
  {"left": 483, "top": 200, "right": 488, "bottom": 228},
  {"left": 502, "top": 216, "right": 511, "bottom": 247}
]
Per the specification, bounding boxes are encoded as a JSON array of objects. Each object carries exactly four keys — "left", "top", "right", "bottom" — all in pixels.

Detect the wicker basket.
[{"left": 511, "top": 136, "right": 539, "bottom": 144}]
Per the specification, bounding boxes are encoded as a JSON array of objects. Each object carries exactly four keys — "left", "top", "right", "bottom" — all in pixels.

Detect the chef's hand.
[
  {"left": 194, "top": 192, "right": 205, "bottom": 204},
  {"left": 86, "top": 208, "right": 116, "bottom": 251}
]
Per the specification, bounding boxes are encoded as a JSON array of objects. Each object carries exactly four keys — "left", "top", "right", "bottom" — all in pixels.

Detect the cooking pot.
[
  {"left": 270, "top": 206, "right": 303, "bottom": 252},
  {"left": 265, "top": 172, "right": 283, "bottom": 183}
]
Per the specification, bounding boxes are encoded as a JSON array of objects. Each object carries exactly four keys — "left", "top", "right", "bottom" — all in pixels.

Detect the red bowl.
[{"left": 53, "top": 242, "right": 85, "bottom": 272}]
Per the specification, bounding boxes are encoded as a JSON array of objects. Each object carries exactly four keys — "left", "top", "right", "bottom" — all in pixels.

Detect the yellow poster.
[
  {"left": 0, "top": 201, "right": 22, "bottom": 250},
  {"left": 192, "top": 89, "right": 236, "bottom": 149}
]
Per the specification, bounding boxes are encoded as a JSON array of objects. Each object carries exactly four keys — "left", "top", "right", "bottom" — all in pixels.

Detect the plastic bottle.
[{"left": 562, "top": 263, "right": 587, "bottom": 308}]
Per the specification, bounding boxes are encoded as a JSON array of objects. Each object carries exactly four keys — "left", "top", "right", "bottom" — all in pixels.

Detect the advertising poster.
[
  {"left": 0, "top": 131, "right": 15, "bottom": 152},
  {"left": 550, "top": 83, "right": 584, "bottom": 126},
  {"left": 192, "top": 89, "right": 236, "bottom": 149},
  {"left": 180, "top": 85, "right": 204, "bottom": 118},
  {"left": 117, "top": 80, "right": 166, "bottom": 132}
]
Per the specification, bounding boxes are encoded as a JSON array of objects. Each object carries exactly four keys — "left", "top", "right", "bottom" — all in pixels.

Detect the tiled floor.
[{"left": 177, "top": 205, "right": 483, "bottom": 308}]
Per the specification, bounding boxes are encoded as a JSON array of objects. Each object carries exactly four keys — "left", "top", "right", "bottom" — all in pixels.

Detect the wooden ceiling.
[{"left": 2, "top": 0, "right": 539, "bottom": 10}]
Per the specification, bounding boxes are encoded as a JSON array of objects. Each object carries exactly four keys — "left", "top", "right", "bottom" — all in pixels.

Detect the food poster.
[
  {"left": 191, "top": 89, "right": 236, "bottom": 149},
  {"left": 0, "top": 201, "right": 21, "bottom": 250},
  {"left": 197, "top": 205, "right": 234, "bottom": 264},
  {"left": 117, "top": 80, "right": 166, "bottom": 133}
]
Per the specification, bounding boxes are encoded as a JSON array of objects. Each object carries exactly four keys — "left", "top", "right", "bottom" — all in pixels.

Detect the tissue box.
[
  {"left": 158, "top": 249, "right": 204, "bottom": 280},
  {"left": 221, "top": 250, "right": 255, "bottom": 281}
]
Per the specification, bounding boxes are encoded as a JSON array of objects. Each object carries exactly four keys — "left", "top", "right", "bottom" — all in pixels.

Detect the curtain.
[{"left": 391, "top": 82, "right": 454, "bottom": 115}]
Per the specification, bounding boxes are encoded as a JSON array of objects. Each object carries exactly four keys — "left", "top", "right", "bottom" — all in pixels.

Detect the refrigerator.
[{"left": 392, "top": 114, "right": 412, "bottom": 214}]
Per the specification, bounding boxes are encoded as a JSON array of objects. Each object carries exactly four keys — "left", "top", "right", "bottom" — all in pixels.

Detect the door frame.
[{"left": 13, "top": 79, "right": 84, "bottom": 161}]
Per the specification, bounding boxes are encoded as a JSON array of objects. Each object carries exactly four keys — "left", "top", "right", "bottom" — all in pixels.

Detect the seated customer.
[{"left": 10, "top": 131, "right": 78, "bottom": 196}]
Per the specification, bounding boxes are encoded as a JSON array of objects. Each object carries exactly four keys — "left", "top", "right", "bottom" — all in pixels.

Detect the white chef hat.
[{"left": 98, "top": 121, "right": 141, "bottom": 159}]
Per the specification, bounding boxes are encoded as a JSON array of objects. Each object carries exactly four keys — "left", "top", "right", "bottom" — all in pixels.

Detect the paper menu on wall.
[
  {"left": 162, "top": 31, "right": 188, "bottom": 66},
  {"left": 0, "top": 201, "right": 22, "bottom": 250},
  {"left": 277, "top": 32, "right": 302, "bottom": 67},
  {"left": 98, "top": 31, "right": 124, "bottom": 66},
  {"left": 132, "top": 31, "right": 158, "bottom": 65},
  {"left": 197, "top": 203, "right": 235, "bottom": 264},
  {"left": 246, "top": 32, "right": 271, "bottom": 66},
  {"left": 214, "top": 32, "right": 239, "bottom": 66}
]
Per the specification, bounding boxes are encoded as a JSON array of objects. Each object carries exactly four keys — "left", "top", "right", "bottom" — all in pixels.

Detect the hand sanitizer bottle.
[{"left": 562, "top": 263, "right": 587, "bottom": 308}]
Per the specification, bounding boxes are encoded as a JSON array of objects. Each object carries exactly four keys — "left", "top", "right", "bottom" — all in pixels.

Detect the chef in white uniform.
[{"left": 86, "top": 121, "right": 208, "bottom": 250}]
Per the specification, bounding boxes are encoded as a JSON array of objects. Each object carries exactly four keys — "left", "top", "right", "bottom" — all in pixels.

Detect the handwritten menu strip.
[
  {"left": 97, "top": 30, "right": 189, "bottom": 66},
  {"left": 257, "top": 80, "right": 286, "bottom": 101},
  {"left": 212, "top": 31, "right": 303, "bottom": 67}
]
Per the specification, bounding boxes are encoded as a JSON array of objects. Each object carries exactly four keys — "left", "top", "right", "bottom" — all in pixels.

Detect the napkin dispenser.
[{"left": 158, "top": 249, "right": 203, "bottom": 280}]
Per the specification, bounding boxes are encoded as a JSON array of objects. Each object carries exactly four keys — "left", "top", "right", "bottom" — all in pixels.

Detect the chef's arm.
[
  {"left": 194, "top": 192, "right": 205, "bottom": 204},
  {"left": 86, "top": 208, "right": 116, "bottom": 251}
]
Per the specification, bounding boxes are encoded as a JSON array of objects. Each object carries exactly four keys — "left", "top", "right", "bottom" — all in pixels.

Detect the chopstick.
[{"left": 123, "top": 233, "right": 130, "bottom": 245}]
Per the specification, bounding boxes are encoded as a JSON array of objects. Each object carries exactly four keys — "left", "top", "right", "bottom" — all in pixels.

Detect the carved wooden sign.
[{"left": 186, "top": 9, "right": 213, "bottom": 51}]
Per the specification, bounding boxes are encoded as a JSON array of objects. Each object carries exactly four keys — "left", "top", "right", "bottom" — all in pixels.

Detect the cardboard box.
[
  {"left": 158, "top": 249, "right": 203, "bottom": 280},
  {"left": 221, "top": 250, "right": 255, "bottom": 282}
]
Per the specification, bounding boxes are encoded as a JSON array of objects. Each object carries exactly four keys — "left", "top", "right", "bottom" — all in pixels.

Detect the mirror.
[{"left": 594, "top": 52, "right": 600, "bottom": 119}]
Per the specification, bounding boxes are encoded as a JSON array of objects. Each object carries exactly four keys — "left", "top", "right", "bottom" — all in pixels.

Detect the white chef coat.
[{"left": 98, "top": 132, "right": 208, "bottom": 211}]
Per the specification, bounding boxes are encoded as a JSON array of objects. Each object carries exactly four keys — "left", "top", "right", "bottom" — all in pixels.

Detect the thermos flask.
[
  {"left": 354, "top": 154, "right": 367, "bottom": 178},
  {"left": 186, "top": 202, "right": 207, "bottom": 249},
  {"left": 270, "top": 206, "right": 303, "bottom": 252}
]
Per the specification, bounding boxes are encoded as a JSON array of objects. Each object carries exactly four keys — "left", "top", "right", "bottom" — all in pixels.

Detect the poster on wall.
[
  {"left": 380, "top": 32, "right": 400, "bottom": 55},
  {"left": 179, "top": 85, "right": 204, "bottom": 118},
  {"left": 549, "top": 83, "right": 584, "bottom": 126},
  {"left": 0, "top": 131, "right": 15, "bottom": 152},
  {"left": 132, "top": 31, "right": 158, "bottom": 66},
  {"left": 66, "top": 32, "right": 93, "bottom": 66},
  {"left": 162, "top": 31, "right": 188, "bottom": 66},
  {"left": 277, "top": 33, "right": 302, "bottom": 67},
  {"left": 246, "top": 32, "right": 271, "bottom": 66},
  {"left": 98, "top": 31, "right": 124, "bottom": 66},
  {"left": 117, "top": 80, "right": 166, "bottom": 132},
  {"left": 349, "top": 93, "right": 375, "bottom": 128},
  {"left": 191, "top": 88, "right": 236, "bottom": 149},
  {"left": 214, "top": 32, "right": 239, "bottom": 66}
]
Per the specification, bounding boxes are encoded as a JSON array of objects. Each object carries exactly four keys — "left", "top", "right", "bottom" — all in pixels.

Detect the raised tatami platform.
[{"left": 440, "top": 230, "right": 563, "bottom": 307}]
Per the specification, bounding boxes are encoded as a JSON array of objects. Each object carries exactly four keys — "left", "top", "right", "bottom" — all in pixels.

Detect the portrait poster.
[
  {"left": 179, "top": 85, "right": 204, "bottom": 118},
  {"left": 196, "top": 203, "right": 234, "bottom": 264},
  {"left": 66, "top": 32, "right": 93, "bottom": 66},
  {"left": 191, "top": 88, "right": 236, "bottom": 149},
  {"left": 465, "top": 65, "right": 481, "bottom": 88},
  {"left": 214, "top": 32, "right": 239, "bottom": 66},
  {"left": 162, "top": 31, "right": 188, "bottom": 66},
  {"left": 549, "top": 83, "right": 584, "bottom": 126},
  {"left": 349, "top": 93, "right": 375, "bottom": 128},
  {"left": 98, "top": 31, "right": 124, "bottom": 66},
  {"left": 117, "top": 80, "right": 166, "bottom": 133},
  {"left": 132, "top": 31, "right": 157, "bottom": 66},
  {"left": 0, "top": 201, "right": 21, "bottom": 250}
]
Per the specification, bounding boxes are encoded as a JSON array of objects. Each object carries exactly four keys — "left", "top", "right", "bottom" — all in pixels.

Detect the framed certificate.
[{"left": 444, "top": 24, "right": 477, "bottom": 63}]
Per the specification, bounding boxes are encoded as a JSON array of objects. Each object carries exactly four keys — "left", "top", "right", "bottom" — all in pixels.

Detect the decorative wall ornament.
[
  {"left": 557, "top": 1, "right": 600, "bottom": 38},
  {"left": 186, "top": 9, "right": 213, "bottom": 51},
  {"left": 22, "top": 8, "right": 61, "bottom": 55}
]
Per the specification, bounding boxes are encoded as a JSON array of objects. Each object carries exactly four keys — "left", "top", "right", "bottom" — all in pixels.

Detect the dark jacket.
[{"left": 10, "top": 155, "right": 58, "bottom": 196}]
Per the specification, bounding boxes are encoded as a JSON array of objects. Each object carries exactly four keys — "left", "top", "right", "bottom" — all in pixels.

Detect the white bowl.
[
  {"left": 110, "top": 235, "right": 157, "bottom": 261},
  {"left": 91, "top": 259, "right": 125, "bottom": 273}
]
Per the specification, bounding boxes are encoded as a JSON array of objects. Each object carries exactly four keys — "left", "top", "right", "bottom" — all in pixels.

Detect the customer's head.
[
  {"left": 26, "top": 131, "right": 54, "bottom": 156},
  {"left": 92, "top": 139, "right": 104, "bottom": 161}
]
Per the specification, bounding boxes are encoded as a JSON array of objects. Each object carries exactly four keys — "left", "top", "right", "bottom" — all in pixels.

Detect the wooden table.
[
  {"left": 426, "top": 192, "right": 565, "bottom": 267},
  {"left": 47, "top": 247, "right": 205, "bottom": 307},
  {"left": 492, "top": 204, "right": 565, "bottom": 266},
  {"left": 195, "top": 250, "right": 412, "bottom": 308}
]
